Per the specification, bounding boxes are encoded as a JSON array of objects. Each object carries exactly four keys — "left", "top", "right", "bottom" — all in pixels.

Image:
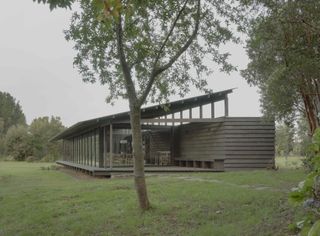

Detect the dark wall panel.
[{"left": 175, "top": 117, "right": 275, "bottom": 170}]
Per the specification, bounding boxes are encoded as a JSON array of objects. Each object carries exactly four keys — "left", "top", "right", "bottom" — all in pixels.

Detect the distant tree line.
[
  {"left": 275, "top": 115, "right": 311, "bottom": 157},
  {"left": 0, "top": 91, "right": 65, "bottom": 161}
]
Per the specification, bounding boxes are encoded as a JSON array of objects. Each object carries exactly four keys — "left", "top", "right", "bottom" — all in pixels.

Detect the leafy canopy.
[
  {"left": 275, "top": 122, "right": 294, "bottom": 157},
  {"left": 64, "top": 0, "right": 246, "bottom": 105},
  {"left": 0, "top": 91, "right": 26, "bottom": 136},
  {"left": 29, "top": 116, "right": 65, "bottom": 160},
  {"left": 242, "top": 0, "right": 320, "bottom": 124},
  {"left": 5, "top": 125, "right": 32, "bottom": 161},
  {"left": 34, "top": 0, "right": 75, "bottom": 10}
]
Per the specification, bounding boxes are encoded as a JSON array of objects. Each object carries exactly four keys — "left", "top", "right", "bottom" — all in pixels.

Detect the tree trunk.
[
  {"left": 130, "top": 106, "right": 150, "bottom": 210},
  {"left": 302, "top": 93, "right": 318, "bottom": 135},
  {"left": 300, "top": 84, "right": 320, "bottom": 136}
]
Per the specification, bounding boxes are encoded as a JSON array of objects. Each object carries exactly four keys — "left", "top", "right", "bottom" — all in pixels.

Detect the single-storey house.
[{"left": 53, "top": 89, "right": 275, "bottom": 174}]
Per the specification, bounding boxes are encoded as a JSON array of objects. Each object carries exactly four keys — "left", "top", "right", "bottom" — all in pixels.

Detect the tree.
[
  {"left": 0, "top": 91, "right": 26, "bottom": 155},
  {"left": 5, "top": 125, "right": 33, "bottom": 161},
  {"left": 242, "top": 0, "right": 320, "bottom": 135},
  {"left": 0, "top": 92, "right": 26, "bottom": 136},
  {"left": 295, "top": 114, "right": 312, "bottom": 156},
  {"left": 34, "top": 0, "right": 75, "bottom": 10},
  {"left": 275, "top": 122, "right": 294, "bottom": 157},
  {"left": 29, "top": 116, "right": 65, "bottom": 160},
  {"left": 35, "top": 0, "right": 245, "bottom": 210}
]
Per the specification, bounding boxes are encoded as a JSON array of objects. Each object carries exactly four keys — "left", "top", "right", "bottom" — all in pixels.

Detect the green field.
[{"left": 0, "top": 161, "right": 306, "bottom": 236}]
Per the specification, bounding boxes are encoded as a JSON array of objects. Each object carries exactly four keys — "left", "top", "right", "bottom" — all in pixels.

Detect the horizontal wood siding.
[
  {"left": 175, "top": 117, "right": 275, "bottom": 170},
  {"left": 176, "top": 122, "right": 225, "bottom": 161},
  {"left": 223, "top": 117, "right": 275, "bottom": 170}
]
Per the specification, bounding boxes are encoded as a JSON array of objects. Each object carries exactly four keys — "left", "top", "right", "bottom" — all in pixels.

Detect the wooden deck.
[{"left": 56, "top": 160, "right": 223, "bottom": 177}]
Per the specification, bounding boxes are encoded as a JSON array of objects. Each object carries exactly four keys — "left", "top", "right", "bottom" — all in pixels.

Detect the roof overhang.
[{"left": 51, "top": 88, "right": 234, "bottom": 141}]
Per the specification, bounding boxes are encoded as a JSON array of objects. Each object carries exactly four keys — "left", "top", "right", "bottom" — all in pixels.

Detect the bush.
[
  {"left": 41, "top": 154, "right": 57, "bottom": 163},
  {"left": 0, "top": 155, "right": 14, "bottom": 161},
  {"left": 5, "top": 125, "right": 33, "bottom": 161},
  {"left": 26, "top": 156, "right": 38, "bottom": 162},
  {"left": 290, "top": 128, "right": 320, "bottom": 234}
]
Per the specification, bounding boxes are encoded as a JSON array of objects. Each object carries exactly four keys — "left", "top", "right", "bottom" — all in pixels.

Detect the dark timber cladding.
[
  {"left": 53, "top": 88, "right": 276, "bottom": 172},
  {"left": 175, "top": 117, "right": 275, "bottom": 170}
]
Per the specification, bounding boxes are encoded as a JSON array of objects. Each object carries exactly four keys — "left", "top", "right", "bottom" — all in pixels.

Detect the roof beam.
[{"left": 141, "top": 118, "right": 224, "bottom": 124}]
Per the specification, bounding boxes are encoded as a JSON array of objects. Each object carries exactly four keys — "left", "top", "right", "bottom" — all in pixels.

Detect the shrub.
[
  {"left": 0, "top": 155, "right": 14, "bottom": 161},
  {"left": 5, "top": 125, "right": 33, "bottom": 161},
  {"left": 290, "top": 128, "right": 320, "bottom": 234},
  {"left": 41, "top": 154, "right": 57, "bottom": 163},
  {"left": 26, "top": 156, "right": 38, "bottom": 162}
]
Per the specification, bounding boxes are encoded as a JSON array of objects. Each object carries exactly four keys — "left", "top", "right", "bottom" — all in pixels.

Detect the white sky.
[{"left": 0, "top": 1, "right": 261, "bottom": 127}]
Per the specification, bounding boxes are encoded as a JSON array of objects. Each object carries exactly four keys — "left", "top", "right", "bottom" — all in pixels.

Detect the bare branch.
[
  {"left": 156, "top": 0, "right": 201, "bottom": 75},
  {"left": 153, "top": 0, "right": 190, "bottom": 70},
  {"left": 138, "top": 0, "right": 201, "bottom": 106},
  {"left": 116, "top": 13, "right": 138, "bottom": 103}
]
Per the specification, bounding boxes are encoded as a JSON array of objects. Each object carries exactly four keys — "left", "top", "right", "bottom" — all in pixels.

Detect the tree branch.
[
  {"left": 116, "top": 13, "right": 138, "bottom": 104},
  {"left": 138, "top": 0, "right": 201, "bottom": 106},
  {"left": 153, "top": 0, "right": 190, "bottom": 69}
]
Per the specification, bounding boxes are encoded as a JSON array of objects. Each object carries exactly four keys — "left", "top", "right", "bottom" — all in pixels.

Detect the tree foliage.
[
  {"left": 295, "top": 115, "right": 312, "bottom": 156},
  {"left": 0, "top": 91, "right": 26, "bottom": 136},
  {"left": 65, "top": 0, "right": 244, "bottom": 104},
  {"left": 290, "top": 128, "right": 320, "bottom": 234},
  {"left": 242, "top": 0, "right": 320, "bottom": 135},
  {"left": 33, "top": 0, "right": 75, "bottom": 10},
  {"left": 275, "top": 122, "right": 294, "bottom": 157},
  {"left": 5, "top": 125, "right": 32, "bottom": 161},
  {"left": 29, "top": 116, "right": 65, "bottom": 160},
  {"left": 0, "top": 91, "right": 26, "bottom": 155},
  {"left": 3, "top": 116, "right": 65, "bottom": 161}
]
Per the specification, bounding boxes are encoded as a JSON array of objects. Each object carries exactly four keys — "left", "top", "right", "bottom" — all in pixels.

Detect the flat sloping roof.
[{"left": 51, "top": 89, "right": 233, "bottom": 141}]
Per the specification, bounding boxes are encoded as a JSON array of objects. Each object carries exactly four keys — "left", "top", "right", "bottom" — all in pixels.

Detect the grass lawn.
[{"left": 0, "top": 161, "right": 306, "bottom": 236}]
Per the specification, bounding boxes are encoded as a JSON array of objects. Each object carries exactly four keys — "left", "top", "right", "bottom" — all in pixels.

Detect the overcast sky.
[{"left": 0, "top": 1, "right": 261, "bottom": 127}]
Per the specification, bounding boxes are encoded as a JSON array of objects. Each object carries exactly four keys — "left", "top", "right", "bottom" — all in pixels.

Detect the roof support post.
[
  {"left": 76, "top": 137, "right": 78, "bottom": 164},
  {"left": 90, "top": 134, "right": 93, "bottom": 167},
  {"left": 84, "top": 136, "right": 86, "bottom": 165},
  {"left": 211, "top": 102, "right": 215, "bottom": 118},
  {"left": 86, "top": 135, "right": 89, "bottom": 166},
  {"left": 98, "top": 129, "right": 104, "bottom": 168},
  {"left": 83, "top": 136, "right": 85, "bottom": 165},
  {"left": 79, "top": 137, "right": 81, "bottom": 164},
  {"left": 172, "top": 113, "right": 175, "bottom": 126},
  {"left": 103, "top": 126, "right": 106, "bottom": 167},
  {"left": 170, "top": 126, "right": 174, "bottom": 164},
  {"left": 199, "top": 105, "right": 203, "bottom": 119},
  {"left": 180, "top": 111, "right": 183, "bottom": 125},
  {"left": 62, "top": 140, "right": 65, "bottom": 161},
  {"left": 81, "top": 137, "right": 83, "bottom": 164},
  {"left": 189, "top": 108, "right": 192, "bottom": 118},
  {"left": 72, "top": 138, "right": 75, "bottom": 163},
  {"left": 94, "top": 130, "right": 97, "bottom": 167},
  {"left": 80, "top": 137, "right": 81, "bottom": 164},
  {"left": 224, "top": 95, "right": 229, "bottom": 117},
  {"left": 109, "top": 124, "right": 113, "bottom": 169},
  {"left": 74, "top": 138, "right": 76, "bottom": 163}
]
